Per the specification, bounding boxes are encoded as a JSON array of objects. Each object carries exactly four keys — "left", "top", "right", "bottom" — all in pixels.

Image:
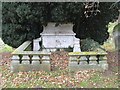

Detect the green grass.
[
  {"left": 1, "top": 62, "right": 118, "bottom": 88},
  {"left": 79, "top": 81, "right": 89, "bottom": 88},
  {"left": 101, "top": 21, "right": 117, "bottom": 52},
  {"left": 0, "top": 44, "right": 13, "bottom": 53},
  {"left": 88, "top": 72, "right": 118, "bottom": 88},
  {"left": 108, "top": 22, "right": 118, "bottom": 34}
]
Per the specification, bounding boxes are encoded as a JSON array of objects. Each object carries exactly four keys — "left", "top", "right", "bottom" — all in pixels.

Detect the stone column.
[
  {"left": 118, "top": 10, "right": 120, "bottom": 23},
  {"left": 33, "top": 38, "right": 41, "bottom": 51},
  {"left": 73, "top": 37, "right": 81, "bottom": 52}
]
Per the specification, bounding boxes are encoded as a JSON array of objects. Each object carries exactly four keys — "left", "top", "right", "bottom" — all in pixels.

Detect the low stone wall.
[
  {"left": 11, "top": 41, "right": 108, "bottom": 72},
  {"left": 11, "top": 51, "right": 51, "bottom": 72},
  {"left": 11, "top": 54, "right": 108, "bottom": 72}
]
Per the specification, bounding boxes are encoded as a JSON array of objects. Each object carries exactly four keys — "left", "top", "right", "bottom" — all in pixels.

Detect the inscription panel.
[{"left": 42, "top": 35, "right": 74, "bottom": 48}]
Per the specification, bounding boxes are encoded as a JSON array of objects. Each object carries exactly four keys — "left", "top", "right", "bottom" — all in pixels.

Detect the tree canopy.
[{"left": 2, "top": 2, "right": 119, "bottom": 48}]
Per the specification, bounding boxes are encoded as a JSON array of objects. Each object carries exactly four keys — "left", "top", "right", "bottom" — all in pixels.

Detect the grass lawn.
[{"left": 0, "top": 59, "right": 119, "bottom": 88}]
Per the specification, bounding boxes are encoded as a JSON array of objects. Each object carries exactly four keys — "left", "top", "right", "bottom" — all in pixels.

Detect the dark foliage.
[{"left": 2, "top": 2, "right": 119, "bottom": 47}]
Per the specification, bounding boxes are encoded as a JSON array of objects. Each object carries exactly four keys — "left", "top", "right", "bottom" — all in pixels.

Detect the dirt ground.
[
  {"left": 0, "top": 52, "right": 12, "bottom": 66},
  {"left": 107, "top": 51, "right": 119, "bottom": 72}
]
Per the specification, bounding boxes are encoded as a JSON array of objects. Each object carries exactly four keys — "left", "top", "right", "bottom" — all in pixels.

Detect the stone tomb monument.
[
  {"left": 11, "top": 23, "right": 108, "bottom": 72},
  {"left": 33, "top": 23, "right": 81, "bottom": 52}
]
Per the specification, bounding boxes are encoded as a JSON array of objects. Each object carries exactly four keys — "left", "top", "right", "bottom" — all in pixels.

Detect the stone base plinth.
[
  {"left": 11, "top": 60, "right": 108, "bottom": 72},
  {"left": 68, "top": 61, "right": 108, "bottom": 72},
  {"left": 10, "top": 60, "right": 50, "bottom": 72}
]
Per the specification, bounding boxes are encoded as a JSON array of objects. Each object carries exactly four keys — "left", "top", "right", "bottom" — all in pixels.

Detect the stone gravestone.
[{"left": 33, "top": 23, "right": 81, "bottom": 52}]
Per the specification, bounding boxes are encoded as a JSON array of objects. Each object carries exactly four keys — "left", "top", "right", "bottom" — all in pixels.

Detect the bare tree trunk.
[
  {"left": 114, "top": 10, "right": 120, "bottom": 51},
  {"left": 118, "top": 10, "right": 120, "bottom": 51},
  {"left": 118, "top": 10, "right": 120, "bottom": 23}
]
